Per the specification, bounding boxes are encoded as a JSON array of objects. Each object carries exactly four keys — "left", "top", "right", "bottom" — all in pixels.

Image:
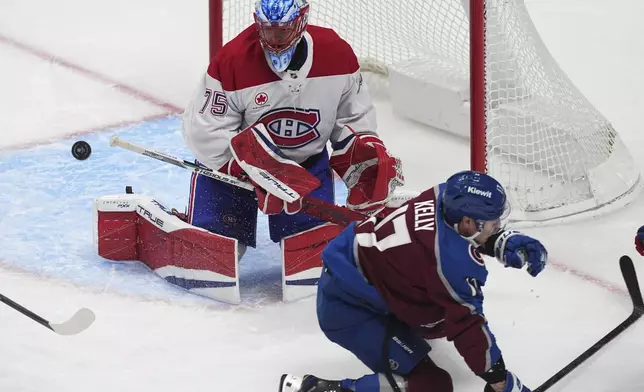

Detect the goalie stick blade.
[
  {"left": 48, "top": 308, "right": 96, "bottom": 336},
  {"left": 620, "top": 255, "right": 644, "bottom": 313}
]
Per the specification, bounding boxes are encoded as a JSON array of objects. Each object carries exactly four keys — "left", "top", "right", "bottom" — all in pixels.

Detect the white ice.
[{"left": 0, "top": 0, "right": 643, "bottom": 391}]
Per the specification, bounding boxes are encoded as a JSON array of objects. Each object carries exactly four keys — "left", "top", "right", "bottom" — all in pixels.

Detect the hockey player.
[
  {"left": 180, "top": 0, "right": 403, "bottom": 301},
  {"left": 279, "top": 171, "right": 548, "bottom": 392}
]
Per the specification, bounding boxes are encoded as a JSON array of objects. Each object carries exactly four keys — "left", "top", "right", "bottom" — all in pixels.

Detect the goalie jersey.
[{"left": 182, "top": 24, "right": 377, "bottom": 171}]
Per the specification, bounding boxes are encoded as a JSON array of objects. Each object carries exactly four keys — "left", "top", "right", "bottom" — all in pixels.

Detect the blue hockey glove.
[
  {"left": 494, "top": 231, "right": 547, "bottom": 277},
  {"left": 483, "top": 371, "right": 531, "bottom": 392},
  {"left": 635, "top": 225, "right": 644, "bottom": 256}
]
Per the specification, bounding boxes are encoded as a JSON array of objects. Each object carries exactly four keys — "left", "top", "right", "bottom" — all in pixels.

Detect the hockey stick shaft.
[
  {"left": 534, "top": 255, "right": 643, "bottom": 392},
  {"left": 0, "top": 293, "right": 95, "bottom": 335},
  {"left": 109, "top": 135, "right": 255, "bottom": 191},
  {"left": 109, "top": 135, "right": 367, "bottom": 226},
  {"left": 0, "top": 293, "right": 51, "bottom": 328}
]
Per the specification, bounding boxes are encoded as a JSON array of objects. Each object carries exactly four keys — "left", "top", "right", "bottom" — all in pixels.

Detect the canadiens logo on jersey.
[{"left": 257, "top": 107, "right": 321, "bottom": 149}]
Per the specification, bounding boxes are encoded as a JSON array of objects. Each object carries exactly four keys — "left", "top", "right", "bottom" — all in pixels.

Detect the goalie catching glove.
[
  {"left": 330, "top": 126, "right": 404, "bottom": 215},
  {"left": 228, "top": 123, "right": 321, "bottom": 215}
]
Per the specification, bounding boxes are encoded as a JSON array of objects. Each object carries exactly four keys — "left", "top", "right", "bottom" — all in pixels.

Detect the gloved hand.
[
  {"left": 635, "top": 225, "right": 644, "bottom": 256},
  {"left": 494, "top": 231, "right": 547, "bottom": 277},
  {"left": 218, "top": 157, "right": 305, "bottom": 215},
  {"left": 229, "top": 124, "right": 321, "bottom": 215},
  {"left": 330, "top": 126, "right": 404, "bottom": 215},
  {"left": 218, "top": 157, "right": 247, "bottom": 180},
  {"left": 484, "top": 371, "right": 531, "bottom": 392}
]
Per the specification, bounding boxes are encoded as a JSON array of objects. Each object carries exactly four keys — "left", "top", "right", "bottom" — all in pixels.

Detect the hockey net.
[{"left": 210, "top": 0, "right": 641, "bottom": 224}]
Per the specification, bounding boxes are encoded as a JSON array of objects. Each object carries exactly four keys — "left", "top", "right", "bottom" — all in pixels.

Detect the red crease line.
[{"left": 0, "top": 33, "right": 183, "bottom": 114}]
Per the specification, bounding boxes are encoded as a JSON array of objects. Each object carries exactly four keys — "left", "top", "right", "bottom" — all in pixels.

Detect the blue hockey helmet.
[
  {"left": 442, "top": 170, "right": 509, "bottom": 231},
  {"left": 254, "top": 0, "right": 310, "bottom": 72}
]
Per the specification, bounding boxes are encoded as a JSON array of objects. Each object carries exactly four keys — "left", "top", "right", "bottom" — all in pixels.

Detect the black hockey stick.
[
  {"left": 534, "top": 255, "right": 643, "bottom": 392},
  {"left": 0, "top": 293, "right": 95, "bottom": 336}
]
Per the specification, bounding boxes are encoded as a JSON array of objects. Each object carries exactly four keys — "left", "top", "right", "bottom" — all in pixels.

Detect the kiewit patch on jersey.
[{"left": 258, "top": 107, "right": 321, "bottom": 149}]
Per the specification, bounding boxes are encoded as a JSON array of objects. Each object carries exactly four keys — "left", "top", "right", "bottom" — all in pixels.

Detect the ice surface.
[{"left": 1, "top": 0, "right": 644, "bottom": 391}]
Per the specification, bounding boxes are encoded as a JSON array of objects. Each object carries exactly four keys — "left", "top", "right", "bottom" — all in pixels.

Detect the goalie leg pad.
[
  {"left": 188, "top": 167, "right": 259, "bottom": 248},
  {"left": 95, "top": 194, "right": 241, "bottom": 304},
  {"left": 281, "top": 223, "right": 343, "bottom": 302}
]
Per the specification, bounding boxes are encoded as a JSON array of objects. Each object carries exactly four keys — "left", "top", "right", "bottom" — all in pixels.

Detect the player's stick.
[
  {"left": 109, "top": 135, "right": 367, "bottom": 226},
  {"left": 534, "top": 255, "right": 643, "bottom": 392},
  {"left": 0, "top": 293, "right": 95, "bottom": 336}
]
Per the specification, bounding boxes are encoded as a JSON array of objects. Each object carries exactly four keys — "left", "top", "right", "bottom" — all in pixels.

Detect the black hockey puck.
[
  {"left": 71, "top": 141, "right": 92, "bottom": 160},
  {"left": 125, "top": 186, "right": 134, "bottom": 194}
]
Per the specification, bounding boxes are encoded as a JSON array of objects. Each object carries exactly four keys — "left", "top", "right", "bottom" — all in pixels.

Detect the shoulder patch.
[{"left": 468, "top": 245, "right": 485, "bottom": 267}]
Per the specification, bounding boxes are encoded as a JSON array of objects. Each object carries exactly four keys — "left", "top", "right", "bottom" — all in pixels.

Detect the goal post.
[
  {"left": 469, "top": 0, "right": 487, "bottom": 174},
  {"left": 208, "top": 0, "right": 641, "bottom": 224}
]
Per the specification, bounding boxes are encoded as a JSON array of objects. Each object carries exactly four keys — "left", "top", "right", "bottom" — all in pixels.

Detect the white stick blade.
[{"left": 49, "top": 308, "right": 96, "bottom": 336}]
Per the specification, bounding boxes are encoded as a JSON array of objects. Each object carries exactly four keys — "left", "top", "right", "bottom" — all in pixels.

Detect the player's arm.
[
  {"left": 181, "top": 59, "right": 243, "bottom": 172},
  {"left": 228, "top": 123, "right": 321, "bottom": 215},
  {"left": 428, "top": 272, "right": 500, "bottom": 373},
  {"left": 429, "top": 263, "right": 530, "bottom": 392},
  {"left": 480, "top": 230, "right": 548, "bottom": 277},
  {"left": 329, "top": 67, "right": 404, "bottom": 215}
]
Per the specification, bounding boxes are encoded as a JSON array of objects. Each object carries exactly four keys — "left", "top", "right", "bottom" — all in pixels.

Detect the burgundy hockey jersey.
[{"left": 354, "top": 185, "right": 502, "bottom": 375}]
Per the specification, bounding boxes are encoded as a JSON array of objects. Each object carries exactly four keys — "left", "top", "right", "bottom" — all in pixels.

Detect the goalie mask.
[{"left": 254, "top": 0, "right": 309, "bottom": 72}]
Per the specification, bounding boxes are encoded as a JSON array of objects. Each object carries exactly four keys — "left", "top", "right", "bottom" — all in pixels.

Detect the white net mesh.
[{"left": 217, "top": 0, "right": 641, "bottom": 222}]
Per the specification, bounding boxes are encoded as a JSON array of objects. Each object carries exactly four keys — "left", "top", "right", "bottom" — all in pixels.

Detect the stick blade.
[
  {"left": 49, "top": 308, "right": 96, "bottom": 336},
  {"left": 109, "top": 134, "right": 120, "bottom": 147},
  {"left": 620, "top": 255, "right": 644, "bottom": 311}
]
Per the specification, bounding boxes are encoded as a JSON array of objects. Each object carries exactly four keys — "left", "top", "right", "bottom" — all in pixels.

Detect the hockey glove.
[
  {"left": 330, "top": 126, "right": 404, "bottom": 215},
  {"left": 218, "top": 157, "right": 247, "bottom": 180},
  {"left": 483, "top": 371, "right": 531, "bottom": 392},
  {"left": 635, "top": 225, "right": 644, "bottom": 256},
  {"left": 230, "top": 123, "right": 321, "bottom": 215},
  {"left": 494, "top": 231, "right": 547, "bottom": 277}
]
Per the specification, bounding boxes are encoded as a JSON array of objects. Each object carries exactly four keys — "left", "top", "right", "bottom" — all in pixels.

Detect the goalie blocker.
[{"left": 94, "top": 191, "right": 343, "bottom": 304}]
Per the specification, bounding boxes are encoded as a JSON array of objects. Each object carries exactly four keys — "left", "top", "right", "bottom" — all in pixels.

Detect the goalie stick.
[
  {"left": 0, "top": 293, "right": 95, "bottom": 336},
  {"left": 534, "top": 255, "right": 643, "bottom": 392},
  {"left": 109, "top": 135, "right": 368, "bottom": 226}
]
